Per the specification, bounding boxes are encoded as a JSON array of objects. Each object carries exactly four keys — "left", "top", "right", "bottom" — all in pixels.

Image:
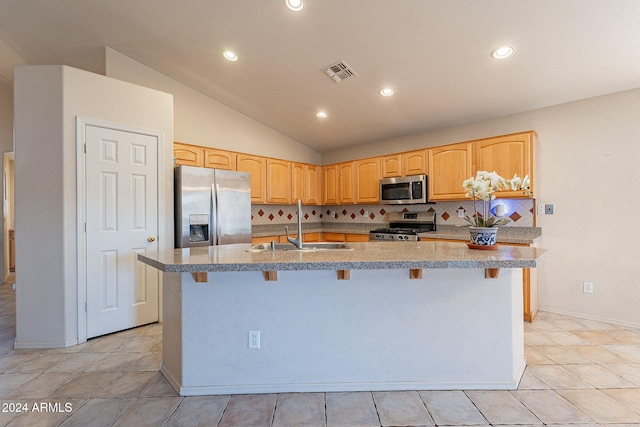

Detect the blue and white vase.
[{"left": 469, "top": 227, "right": 498, "bottom": 246}]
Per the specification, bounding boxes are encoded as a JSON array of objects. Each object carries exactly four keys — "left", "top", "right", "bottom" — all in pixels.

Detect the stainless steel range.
[{"left": 370, "top": 211, "right": 436, "bottom": 241}]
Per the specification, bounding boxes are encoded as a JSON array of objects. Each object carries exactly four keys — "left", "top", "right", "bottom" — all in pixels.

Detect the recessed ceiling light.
[
  {"left": 316, "top": 111, "right": 327, "bottom": 119},
  {"left": 286, "top": 0, "right": 303, "bottom": 11},
  {"left": 490, "top": 46, "right": 514, "bottom": 59},
  {"left": 223, "top": 51, "right": 238, "bottom": 61},
  {"left": 379, "top": 88, "right": 394, "bottom": 97}
]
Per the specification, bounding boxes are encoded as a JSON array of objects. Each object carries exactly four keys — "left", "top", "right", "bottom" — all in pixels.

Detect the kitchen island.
[{"left": 138, "top": 241, "right": 545, "bottom": 396}]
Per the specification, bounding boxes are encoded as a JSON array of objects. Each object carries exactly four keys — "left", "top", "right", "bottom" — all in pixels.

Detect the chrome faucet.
[{"left": 285, "top": 198, "right": 303, "bottom": 249}]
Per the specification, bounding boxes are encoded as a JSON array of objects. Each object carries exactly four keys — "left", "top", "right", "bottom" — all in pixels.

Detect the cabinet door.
[
  {"left": 236, "top": 154, "right": 266, "bottom": 203},
  {"left": 474, "top": 131, "right": 535, "bottom": 198},
  {"left": 304, "top": 164, "right": 320, "bottom": 205},
  {"left": 323, "top": 165, "right": 338, "bottom": 205},
  {"left": 291, "top": 162, "right": 305, "bottom": 203},
  {"left": 339, "top": 161, "right": 356, "bottom": 204},
  {"left": 266, "top": 158, "right": 291, "bottom": 204},
  {"left": 174, "top": 142, "right": 204, "bottom": 167},
  {"left": 355, "top": 158, "right": 380, "bottom": 203},
  {"left": 402, "top": 149, "right": 427, "bottom": 175},
  {"left": 381, "top": 154, "right": 402, "bottom": 178},
  {"left": 427, "top": 143, "right": 473, "bottom": 200},
  {"left": 205, "top": 148, "right": 236, "bottom": 170}
]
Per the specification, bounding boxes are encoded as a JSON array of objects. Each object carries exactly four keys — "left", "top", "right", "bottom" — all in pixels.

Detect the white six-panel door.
[{"left": 85, "top": 124, "right": 159, "bottom": 338}]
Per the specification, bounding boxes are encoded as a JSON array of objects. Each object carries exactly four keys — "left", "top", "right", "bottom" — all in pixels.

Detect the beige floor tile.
[
  {"left": 8, "top": 353, "right": 69, "bottom": 373},
  {"left": 570, "top": 330, "right": 628, "bottom": 345},
  {"left": 60, "top": 398, "right": 135, "bottom": 427},
  {"left": 113, "top": 396, "right": 183, "bottom": 427},
  {"left": 0, "top": 352, "right": 38, "bottom": 373},
  {"left": 80, "top": 336, "right": 129, "bottom": 353},
  {"left": 166, "top": 395, "right": 230, "bottom": 427},
  {"left": 4, "top": 398, "right": 84, "bottom": 427},
  {"left": 602, "top": 363, "right": 640, "bottom": 386},
  {"left": 326, "top": 392, "right": 379, "bottom": 427},
  {"left": 524, "top": 346, "right": 555, "bottom": 364},
  {"left": 533, "top": 345, "right": 592, "bottom": 364},
  {"left": 0, "top": 373, "right": 38, "bottom": 396},
  {"left": 558, "top": 389, "right": 640, "bottom": 424},
  {"left": 116, "top": 336, "right": 161, "bottom": 353},
  {"left": 419, "top": 390, "right": 488, "bottom": 425},
  {"left": 373, "top": 391, "right": 433, "bottom": 426},
  {"left": 4, "top": 373, "right": 73, "bottom": 399},
  {"left": 603, "top": 388, "right": 640, "bottom": 414},
  {"left": 547, "top": 330, "right": 592, "bottom": 345},
  {"left": 566, "top": 344, "right": 633, "bottom": 363},
  {"left": 50, "top": 372, "right": 119, "bottom": 398},
  {"left": 272, "top": 392, "right": 325, "bottom": 427},
  {"left": 465, "top": 390, "right": 540, "bottom": 425},
  {"left": 85, "top": 352, "right": 143, "bottom": 372},
  {"left": 603, "top": 344, "right": 640, "bottom": 362},
  {"left": 563, "top": 363, "right": 637, "bottom": 388},
  {"left": 46, "top": 353, "right": 108, "bottom": 373},
  {"left": 141, "top": 372, "right": 179, "bottom": 397},
  {"left": 218, "top": 394, "right": 277, "bottom": 427},
  {"left": 524, "top": 330, "right": 558, "bottom": 346},
  {"left": 513, "top": 390, "right": 593, "bottom": 424},
  {"left": 96, "top": 371, "right": 157, "bottom": 397},
  {"left": 526, "top": 364, "right": 594, "bottom": 389},
  {"left": 609, "top": 329, "right": 640, "bottom": 344},
  {"left": 517, "top": 370, "right": 550, "bottom": 390},
  {"left": 127, "top": 351, "right": 162, "bottom": 371}
]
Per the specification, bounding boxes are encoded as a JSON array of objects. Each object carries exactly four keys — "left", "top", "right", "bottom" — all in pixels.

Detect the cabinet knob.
[{"left": 148, "top": 236, "right": 156, "bottom": 242}]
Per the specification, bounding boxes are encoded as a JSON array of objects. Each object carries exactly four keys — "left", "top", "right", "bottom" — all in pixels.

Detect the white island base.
[{"left": 161, "top": 267, "right": 525, "bottom": 396}]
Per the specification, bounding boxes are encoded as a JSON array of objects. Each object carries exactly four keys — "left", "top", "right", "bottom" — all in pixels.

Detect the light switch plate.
[{"left": 537, "top": 204, "right": 545, "bottom": 215}]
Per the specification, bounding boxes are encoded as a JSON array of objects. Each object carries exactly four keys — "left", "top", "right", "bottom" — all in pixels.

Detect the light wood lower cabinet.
[{"left": 419, "top": 237, "right": 537, "bottom": 322}]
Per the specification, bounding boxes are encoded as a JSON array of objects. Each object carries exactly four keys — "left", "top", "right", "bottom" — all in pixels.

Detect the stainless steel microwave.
[{"left": 379, "top": 174, "right": 429, "bottom": 204}]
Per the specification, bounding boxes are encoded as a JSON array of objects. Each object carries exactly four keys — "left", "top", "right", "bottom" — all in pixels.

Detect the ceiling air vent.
[{"left": 322, "top": 60, "right": 357, "bottom": 83}]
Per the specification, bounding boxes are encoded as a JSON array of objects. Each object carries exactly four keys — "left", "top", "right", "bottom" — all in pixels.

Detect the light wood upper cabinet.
[
  {"left": 236, "top": 154, "right": 266, "bottom": 203},
  {"left": 355, "top": 158, "right": 380, "bottom": 203},
  {"left": 304, "top": 164, "right": 320, "bottom": 205},
  {"left": 381, "top": 154, "right": 402, "bottom": 178},
  {"left": 427, "top": 142, "right": 473, "bottom": 200},
  {"left": 323, "top": 164, "right": 338, "bottom": 205},
  {"left": 339, "top": 161, "right": 356, "bottom": 204},
  {"left": 402, "top": 149, "right": 427, "bottom": 175},
  {"left": 474, "top": 131, "right": 535, "bottom": 198},
  {"left": 204, "top": 148, "right": 236, "bottom": 170},
  {"left": 174, "top": 142, "right": 204, "bottom": 167},
  {"left": 291, "top": 162, "right": 305, "bottom": 203},
  {"left": 266, "top": 158, "right": 291, "bottom": 204}
]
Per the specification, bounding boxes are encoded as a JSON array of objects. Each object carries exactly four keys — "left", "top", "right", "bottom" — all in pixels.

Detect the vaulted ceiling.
[{"left": 1, "top": 0, "right": 639, "bottom": 152}]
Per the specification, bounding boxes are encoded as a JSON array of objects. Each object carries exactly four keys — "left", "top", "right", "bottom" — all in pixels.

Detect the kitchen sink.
[{"left": 246, "top": 242, "right": 352, "bottom": 252}]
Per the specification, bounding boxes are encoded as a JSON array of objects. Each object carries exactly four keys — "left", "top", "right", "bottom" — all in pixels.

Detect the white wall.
[
  {"left": 14, "top": 65, "right": 173, "bottom": 347},
  {"left": 104, "top": 48, "right": 321, "bottom": 165},
  {"left": 323, "top": 88, "right": 640, "bottom": 328}
]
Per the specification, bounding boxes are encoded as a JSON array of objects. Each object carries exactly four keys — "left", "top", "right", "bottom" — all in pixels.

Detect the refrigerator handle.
[{"left": 212, "top": 183, "right": 221, "bottom": 245}]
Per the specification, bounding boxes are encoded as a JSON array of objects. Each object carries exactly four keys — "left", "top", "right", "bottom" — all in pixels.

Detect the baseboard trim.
[{"left": 539, "top": 306, "right": 640, "bottom": 329}]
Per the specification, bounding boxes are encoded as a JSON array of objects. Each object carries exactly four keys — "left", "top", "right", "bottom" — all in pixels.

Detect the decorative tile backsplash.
[{"left": 252, "top": 199, "right": 535, "bottom": 227}]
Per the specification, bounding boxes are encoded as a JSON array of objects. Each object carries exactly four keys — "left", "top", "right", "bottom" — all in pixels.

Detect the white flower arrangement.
[{"left": 462, "top": 171, "right": 531, "bottom": 228}]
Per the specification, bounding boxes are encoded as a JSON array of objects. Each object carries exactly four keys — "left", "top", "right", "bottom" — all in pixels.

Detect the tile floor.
[{"left": 1, "top": 283, "right": 640, "bottom": 426}]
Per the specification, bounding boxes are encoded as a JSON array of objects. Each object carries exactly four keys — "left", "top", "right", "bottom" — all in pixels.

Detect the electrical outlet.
[
  {"left": 248, "top": 330, "right": 261, "bottom": 349},
  {"left": 545, "top": 204, "right": 554, "bottom": 215},
  {"left": 583, "top": 282, "right": 593, "bottom": 294},
  {"left": 457, "top": 208, "right": 465, "bottom": 218},
  {"left": 537, "top": 204, "right": 545, "bottom": 215}
]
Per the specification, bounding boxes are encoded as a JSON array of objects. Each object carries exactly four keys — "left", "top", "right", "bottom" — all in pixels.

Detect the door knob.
[{"left": 148, "top": 236, "right": 156, "bottom": 242}]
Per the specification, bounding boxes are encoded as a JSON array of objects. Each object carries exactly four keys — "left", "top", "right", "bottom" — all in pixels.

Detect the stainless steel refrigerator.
[{"left": 175, "top": 165, "right": 252, "bottom": 248}]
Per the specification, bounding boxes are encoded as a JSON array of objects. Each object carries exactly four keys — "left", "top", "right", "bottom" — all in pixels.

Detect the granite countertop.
[
  {"left": 138, "top": 241, "right": 546, "bottom": 273},
  {"left": 252, "top": 224, "right": 542, "bottom": 245}
]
